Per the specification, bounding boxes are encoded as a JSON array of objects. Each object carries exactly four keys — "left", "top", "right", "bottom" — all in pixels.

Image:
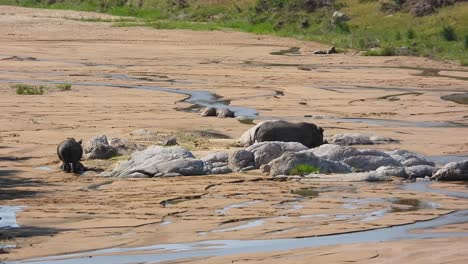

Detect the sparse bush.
[
  {"left": 406, "top": 28, "right": 415, "bottom": 39},
  {"left": 363, "top": 46, "right": 396, "bottom": 56},
  {"left": 441, "top": 25, "right": 457, "bottom": 41},
  {"left": 464, "top": 35, "right": 468, "bottom": 49},
  {"left": 56, "top": 83, "right": 72, "bottom": 91},
  {"left": 13, "top": 84, "right": 45, "bottom": 95},
  {"left": 395, "top": 31, "right": 401, "bottom": 41},
  {"left": 289, "top": 164, "right": 321, "bottom": 175}
]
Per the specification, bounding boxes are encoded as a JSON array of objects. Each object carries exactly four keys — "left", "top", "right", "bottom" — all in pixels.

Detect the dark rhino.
[
  {"left": 254, "top": 121, "right": 325, "bottom": 148},
  {"left": 57, "top": 138, "right": 84, "bottom": 173}
]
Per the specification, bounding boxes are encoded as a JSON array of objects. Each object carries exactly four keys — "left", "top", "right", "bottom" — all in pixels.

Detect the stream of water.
[{"left": 8, "top": 181, "right": 468, "bottom": 264}]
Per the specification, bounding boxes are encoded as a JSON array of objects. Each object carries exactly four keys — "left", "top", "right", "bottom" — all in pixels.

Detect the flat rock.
[
  {"left": 343, "top": 155, "right": 401, "bottom": 172},
  {"left": 310, "top": 144, "right": 360, "bottom": 161},
  {"left": 108, "top": 146, "right": 196, "bottom": 178},
  {"left": 330, "top": 133, "right": 395, "bottom": 145}
]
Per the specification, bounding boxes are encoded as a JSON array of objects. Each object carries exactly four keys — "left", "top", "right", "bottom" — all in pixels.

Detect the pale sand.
[{"left": 0, "top": 5, "right": 467, "bottom": 263}]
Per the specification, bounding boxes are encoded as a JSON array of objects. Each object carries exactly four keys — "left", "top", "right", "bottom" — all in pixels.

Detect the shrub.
[
  {"left": 441, "top": 25, "right": 457, "bottom": 41},
  {"left": 289, "top": 164, "right": 321, "bottom": 175},
  {"left": 395, "top": 31, "right": 401, "bottom": 41},
  {"left": 406, "top": 28, "right": 415, "bottom": 39},
  {"left": 363, "top": 46, "right": 396, "bottom": 56},
  {"left": 56, "top": 83, "right": 72, "bottom": 90},
  {"left": 13, "top": 84, "right": 45, "bottom": 95}
]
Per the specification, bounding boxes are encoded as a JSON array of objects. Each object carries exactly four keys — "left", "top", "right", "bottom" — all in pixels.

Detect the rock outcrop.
[{"left": 432, "top": 160, "right": 468, "bottom": 181}]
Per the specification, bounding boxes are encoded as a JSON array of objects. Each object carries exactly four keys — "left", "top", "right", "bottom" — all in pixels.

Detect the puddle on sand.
[
  {"left": 215, "top": 200, "right": 261, "bottom": 215},
  {"left": 0, "top": 206, "right": 25, "bottom": 229},
  {"left": 335, "top": 117, "right": 464, "bottom": 128},
  {"left": 35, "top": 166, "right": 55, "bottom": 171},
  {"left": 291, "top": 188, "right": 319, "bottom": 198},
  {"left": 10, "top": 181, "right": 468, "bottom": 264},
  {"left": 0, "top": 79, "right": 258, "bottom": 118},
  {"left": 15, "top": 209, "right": 468, "bottom": 264},
  {"left": 403, "top": 180, "right": 468, "bottom": 199},
  {"left": 441, "top": 93, "right": 468, "bottom": 105},
  {"left": 160, "top": 195, "right": 203, "bottom": 208},
  {"left": 211, "top": 220, "right": 265, "bottom": 233},
  {"left": 389, "top": 198, "right": 440, "bottom": 213}
]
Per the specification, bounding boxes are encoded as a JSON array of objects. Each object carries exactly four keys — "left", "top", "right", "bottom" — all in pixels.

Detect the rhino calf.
[
  {"left": 57, "top": 138, "right": 83, "bottom": 173},
  {"left": 254, "top": 120, "right": 325, "bottom": 148}
]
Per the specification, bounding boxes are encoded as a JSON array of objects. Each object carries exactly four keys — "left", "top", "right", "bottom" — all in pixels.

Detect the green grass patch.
[
  {"left": 56, "top": 83, "right": 72, "bottom": 91},
  {"left": 13, "top": 84, "right": 45, "bottom": 95},
  {"left": 441, "top": 25, "right": 457, "bottom": 41},
  {"left": 62, "top": 16, "right": 136, "bottom": 23},
  {"left": 12, "top": 83, "right": 73, "bottom": 94},
  {"left": 363, "top": 46, "right": 396, "bottom": 56},
  {"left": 289, "top": 164, "right": 321, "bottom": 176}
]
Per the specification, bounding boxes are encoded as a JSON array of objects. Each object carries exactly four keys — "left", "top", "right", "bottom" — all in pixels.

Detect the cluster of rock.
[
  {"left": 200, "top": 107, "right": 235, "bottom": 118},
  {"left": 102, "top": 145, "right": 249, "bottom": 178},
  {"left": 84, "top": 135, "right": 144, "bottom": 159},
  {"left": 100, "top": 139, "right": 468, "bottom": 181}
]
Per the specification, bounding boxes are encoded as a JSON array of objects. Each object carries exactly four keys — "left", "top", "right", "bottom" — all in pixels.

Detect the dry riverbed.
[{"left": 0, "top": 5, "right": 468, "bottom": 263}]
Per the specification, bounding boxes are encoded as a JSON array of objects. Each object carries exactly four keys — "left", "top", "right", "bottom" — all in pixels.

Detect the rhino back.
[
  {"left": 255, "top": 121, "right": 323, "bottom": 148},
  {"left": 58, "top": 140, "right": 83, "bottom": 162}
]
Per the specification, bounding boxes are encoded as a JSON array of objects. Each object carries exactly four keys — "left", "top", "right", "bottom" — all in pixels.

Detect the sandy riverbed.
[{"left": 0, "top": 5, "right": 467, "bottom": 263}]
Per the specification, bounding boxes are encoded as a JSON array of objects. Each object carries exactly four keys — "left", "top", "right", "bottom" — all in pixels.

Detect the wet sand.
[{"left": 0, "top": 5, "right": 468, "bottom": 263}]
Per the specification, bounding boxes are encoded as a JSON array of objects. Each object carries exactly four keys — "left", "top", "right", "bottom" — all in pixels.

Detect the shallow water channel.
[{"left": 9, "top": 181, "right": 468, "bottom": 264}]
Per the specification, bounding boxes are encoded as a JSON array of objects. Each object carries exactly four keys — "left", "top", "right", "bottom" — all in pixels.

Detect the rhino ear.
[
  {"left": 319, "top": 127, "right": 324, "bottom": 133},
  {"left": 78, "top": 139, "right": 82, "bottom": 145}
]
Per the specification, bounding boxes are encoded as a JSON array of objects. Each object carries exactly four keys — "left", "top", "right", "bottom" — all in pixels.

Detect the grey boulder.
[
  {"left": 431, "top": 160, "right": 468, "bottom": 181},
  {"left": 108, "top": 146, "right": 197, "bottom": 178},
  {"left": 84, "top": 135, "right": 118, "bottom": 159},
  {"left": 405, "top": 165, "right": 437, "bottom": 179},
  {"left": 216, "top": 108, "right": 235, "bottom": 118},
  {"left": 202, "top": 151, "right": 232, "bottom": 174},
  {"left": 247, "top": 141, "right": 308, "bottom": 167},
  {"left": 374, "top": 166, "right": 407, "bottom": 178},
  {"left": 109, "top": 137, "right": 144, "bottom": 155},
  {"left": 268, "top": 150, "right": 352, "bottom": 176},
  {"left": 201, "top": 107, "right": 217, "bottom": 117},
  {"left": 310, "top": 144, "right": 360, "bottom": 161},
  {"left": 228, "top": 150, "right": 255, "bottom": 172},
  {"left": 343, "top": 155, "right": 401, "bottom": 172},
  {"left": 155, "top": 159, "right": 205, "bottom": 176},
  {"left": 311, "top": 144, "right": 401, "bottom": 172}
]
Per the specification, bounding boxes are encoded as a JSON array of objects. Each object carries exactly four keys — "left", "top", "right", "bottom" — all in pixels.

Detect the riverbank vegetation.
[{"left": 1, "top": 0, "right": 467, "bottom": 64}]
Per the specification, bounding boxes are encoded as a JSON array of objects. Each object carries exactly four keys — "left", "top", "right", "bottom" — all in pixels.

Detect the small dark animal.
[
  {"left": 57, "top": 138, "right": 83, "bottom": 173},
  {"left": 254, "top": 120, "right": 325, "bottom": 148}
]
